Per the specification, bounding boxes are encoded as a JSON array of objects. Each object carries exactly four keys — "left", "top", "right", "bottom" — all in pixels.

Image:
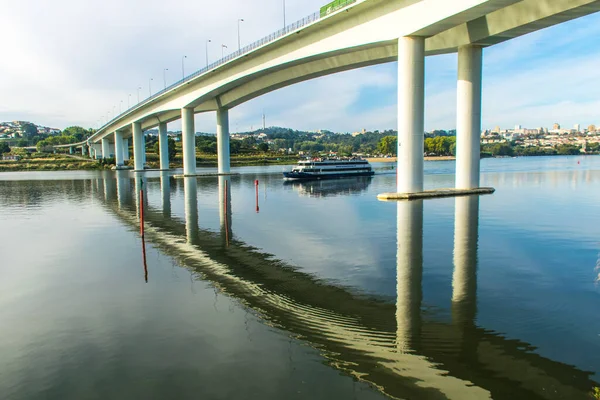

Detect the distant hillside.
[{"left": 0, "top": 121, "right": 61, "bottom": 139}]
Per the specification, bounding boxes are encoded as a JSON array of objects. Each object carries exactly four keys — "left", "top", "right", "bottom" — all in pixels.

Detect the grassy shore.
[
  {"left": 0, "top": 151, "right": 459, "bottom": 172},
  {"left": 0, "top": 153, "right": 108, "bottom": 172},
  {"left": 0, "top": 152, "right": 300, "bottom": 172}
]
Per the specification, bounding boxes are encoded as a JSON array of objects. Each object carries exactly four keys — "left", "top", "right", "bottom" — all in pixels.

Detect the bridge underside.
[
  {"left": 94, "top": 0, "right": 600, "bottom": 137},
  {"left": 77, "top": 0, "right": 600, "bottom": 189}
]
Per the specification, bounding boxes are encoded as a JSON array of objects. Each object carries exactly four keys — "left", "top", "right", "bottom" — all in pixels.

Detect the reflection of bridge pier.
[
  {"left": 103, "top": 174, "right": 117, "bottom": 202},
  {"left": 116, "top": 171, "right": 131, "bottom": 209},
  {"left": 134, "top": 175, "right": 148, "bottom": 222},
  {"left": 160, "top": 171, "right": 171, "bottom": 218},
  {"left": 218, "top": 176, "right": 232, "bottom": 245},
  {"left": 396, "top": 200, "right": 423, "bottom": 353},
  {"left": 184, "top": 177, "right": 199, "bottom": 244},
  {"left": 91, "top": 182, "right": 599, "bottom": 400},
  {"left": 452, "top": 195, "right": 479, "bottom": 330}
]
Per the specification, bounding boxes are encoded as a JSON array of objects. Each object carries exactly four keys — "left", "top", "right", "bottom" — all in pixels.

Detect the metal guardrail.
[{"left": 94, "top": 0, "right": 357, "bottom": 138}]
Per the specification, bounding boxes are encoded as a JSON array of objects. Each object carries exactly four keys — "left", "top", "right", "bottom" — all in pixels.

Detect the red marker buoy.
[{"left": 255, "top": 179, "right": 259, "bottom": 213}]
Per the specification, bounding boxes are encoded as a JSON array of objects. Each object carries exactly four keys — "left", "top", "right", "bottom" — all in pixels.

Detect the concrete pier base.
[{"left": 378, "top": 187, "right": 494, "bottom": 201}]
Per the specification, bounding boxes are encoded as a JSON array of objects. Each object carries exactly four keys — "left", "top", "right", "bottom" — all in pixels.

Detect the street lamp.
[
  {"left": 137, "top": 86, "right": 142, "bottom": 103},
  {"left": 182, "top": 55, "right": 187, "bottom": 80},
  {"left": 128, "top": 94, "right": 131, "bottom": 109},
  {"left": 237, "top": 18, "right": 244, "bottom": 51},
  {"left": 149, "top": 78, "right": 153, "bottom": 97},
  {"left": 283, "top": 0, "right": 286, "bottom": 28},
  {"left": 221, "top": 44, "right": 228, "bottom": 59},
  {"left": 205, "top": 39, "right": 211, "bottom": 68},
  {"left": 119, "top": 100, "right": 123, "bottom": 114},
  {"left": 163, "top": 68, "right": 169, "bottom": 90}
]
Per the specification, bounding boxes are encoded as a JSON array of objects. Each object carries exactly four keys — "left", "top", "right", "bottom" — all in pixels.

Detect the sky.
[{"left": 1, "top": 0, "right": 599, "bottom": 133}]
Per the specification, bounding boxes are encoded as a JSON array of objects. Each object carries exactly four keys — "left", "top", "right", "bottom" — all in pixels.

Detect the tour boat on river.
[{"left": 283, "top": 158, "right": 374, "bottom": 180}]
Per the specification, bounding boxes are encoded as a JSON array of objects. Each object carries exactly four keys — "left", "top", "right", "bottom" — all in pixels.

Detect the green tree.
[
  {"left": 196, "top": 136, "right": 217, "bottom": 154},
  {"left": 490, "top": 143, "right": 514, "bottom": 156},
  {"left": 62, "top": 126, "right": 88, "bottom": 142},
  {"left": 378, "top": 135, "right": 397, "bottom": 155},
  {"left": 230, "top": 140, "right": 242, "bottom": 154},
  {"left": 153, "top": 137, "right": 178, "bottom": 161},
  {"left": 21, "top": 123, "right": 38, "bottom": 138},
  {"left": 556, "top": 144, "right": 580, "bottom": 155},
  {"left": 257, "top": 142, "right": 269, "bottom": 152},
  {"left": 0, "top": 142, "right": 10, "bottom": 154},
  {"left": 16, "top": 139, "right": 29, "bottom": 147}
]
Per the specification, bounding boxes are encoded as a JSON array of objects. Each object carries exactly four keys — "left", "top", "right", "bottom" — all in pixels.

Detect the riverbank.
[
  {"left": 0, "top": 153, "right": 299, "bottom": 172},
  {"left": 0, "top": 154, "right": 108, "bottom": 172}
]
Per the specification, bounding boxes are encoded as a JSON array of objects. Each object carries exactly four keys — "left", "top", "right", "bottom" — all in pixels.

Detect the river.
[{"left": 1, "top": 155, "right": 599, "bottom": 399}]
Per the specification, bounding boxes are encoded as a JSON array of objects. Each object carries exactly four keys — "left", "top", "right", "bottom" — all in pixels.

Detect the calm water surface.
[{"left": 1, "top": 156, "right": 599, "bottom": 399}]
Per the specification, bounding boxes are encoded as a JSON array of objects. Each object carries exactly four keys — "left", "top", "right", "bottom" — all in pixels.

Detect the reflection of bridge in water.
[{"left": 46, "top": 174, "right": 600, "bottom": 399}]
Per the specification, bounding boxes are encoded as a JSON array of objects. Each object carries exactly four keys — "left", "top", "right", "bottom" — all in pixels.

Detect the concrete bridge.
[
  {"left": 67, "top": 173, "right": 598, "bottom": 399},
  {"left": 68, "top": 0, "right": 600, "bottom": 195}
]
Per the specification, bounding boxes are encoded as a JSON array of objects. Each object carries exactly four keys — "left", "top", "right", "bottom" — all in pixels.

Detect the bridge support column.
[
  {"left": 81, "top": 146, "right": 86, "bottom": 156},
  {"left": 158, "top": 122, "right": 169, "bottom": 170},
  {"left": 217, "top": 108, "right": 230, "bottom": 174},
  {"left": 396, "top": 200, "right": 423, "bottom": 352},
  {"left": 397, "top": 36, "right": 425, "bottom": 193},
  {"left": 182, "top": 108, "right": 196, "bottom": 176},
  {"left": 114, "top": 131, "right": 124, "bottom": 167},
  {"left": 123, "top": 139, "right": 130, "bottom": 161},
  {"left": 132, "top": 122, "right": 144, "bottom": 171},
  {"left": 456, "top": 45, "right": 483, "bottom": 190},
  {"left": 101, "top": 138, "right": 110, "bottom": 159}
]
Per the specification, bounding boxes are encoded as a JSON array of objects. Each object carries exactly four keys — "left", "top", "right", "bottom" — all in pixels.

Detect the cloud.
[{"left": 1, "top": 0, "right": 600, "bottom": 132}]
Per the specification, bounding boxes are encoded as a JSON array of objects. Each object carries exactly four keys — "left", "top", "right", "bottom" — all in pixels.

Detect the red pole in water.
[
  {"left": 141, "top": 237, "right": 148, "bottom": 283},
  {"left": 255, "top": 179, "right": 259, "bottom": 213},
  {"left": 139, "top": 189, "right": 145, "bottom": 238}
]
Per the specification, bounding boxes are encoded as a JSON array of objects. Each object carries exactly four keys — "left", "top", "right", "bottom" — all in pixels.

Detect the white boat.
[{"left": 283, "top": 158, "right": 374, "bottom": 180}]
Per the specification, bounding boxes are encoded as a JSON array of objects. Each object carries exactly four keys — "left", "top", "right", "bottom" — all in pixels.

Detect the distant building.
[
  {"left": 2, "top": 155, "right": 20, "bottom": 161},
  {"left": 553, "top": 123, "right": 561, "bottom": 130},
  {"left": 588, "top": 124, "right": 597, "bottom": 133},
  {"left": 574, "top": 124, "right": 581, "bottom": 132}
]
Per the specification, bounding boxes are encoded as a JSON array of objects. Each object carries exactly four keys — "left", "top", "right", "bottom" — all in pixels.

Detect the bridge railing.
[{"left": 95, "top": 0, "right": 356, "bottom": 137}]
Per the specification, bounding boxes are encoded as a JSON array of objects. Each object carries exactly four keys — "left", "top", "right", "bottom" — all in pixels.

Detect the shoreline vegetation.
[
  {"left": 1, "top": 124, "right": 596, "bottom": 172},
  {"left": 3, "top": 152, "right": 594, "bottom": 173},
  {"left": 0, "top": 154, "right": 458, "bottom": 172}
]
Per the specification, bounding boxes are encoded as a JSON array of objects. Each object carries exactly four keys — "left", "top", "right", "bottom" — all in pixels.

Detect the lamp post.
[
  {"left": 163, "top": 68, "right": 168, "bottom": 90},
  {"left": 137, "top": 86, "right": 142, "bottom": 103},
  {"left": 237, "top": 19, "right": 244, "bottom": 51},
  {"left": 182, "top": 55, "right": 187, "bottom": 80},
  {"left": 128, "top": 94, "right": 131, "bottom": 109},
  {"left": 283, "top": 0, "right": 286, "bottom": 28},
  {"left": 221, "top": 44, "right": 227, "bottom": 59},
  {"left": 119, "top": 100, "right": 123, "bottom": 114},
  {"left": 205, "top": 39, "right": 211, "bottom": 68},
  {"left": 149, "top": 78, "right": 153, "bottom": 97}
]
